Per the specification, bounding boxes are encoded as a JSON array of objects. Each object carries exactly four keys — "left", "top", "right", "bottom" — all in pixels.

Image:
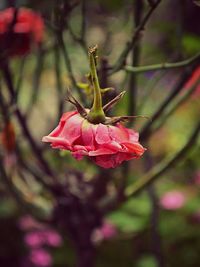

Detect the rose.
[
  {"left": 0, "top": 7, "right": 44, "bottom": 57},
  {"left": 42, "top": 111, "right": 145, "bottom": 169}
]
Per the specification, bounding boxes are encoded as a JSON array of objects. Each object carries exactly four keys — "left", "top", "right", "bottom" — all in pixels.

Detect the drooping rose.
[
  {"left": 0, "top": 7, "right": 44, "bottom": 57},
  {"left": 42, "top": 111, "right": 145, "bottom": 169}
]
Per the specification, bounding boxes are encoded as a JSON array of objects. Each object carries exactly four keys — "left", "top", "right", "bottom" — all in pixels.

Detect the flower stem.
[{"left": 87, "top": 45, "right": 106, "bottom": 124}]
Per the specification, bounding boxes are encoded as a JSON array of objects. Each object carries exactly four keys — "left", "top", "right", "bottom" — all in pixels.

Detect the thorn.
[
  {"left": 103, "top": 91, "right": 126, "bottom": 112},
  {"left": 65, "top": 88, "right": 87, "bottom": 117}
]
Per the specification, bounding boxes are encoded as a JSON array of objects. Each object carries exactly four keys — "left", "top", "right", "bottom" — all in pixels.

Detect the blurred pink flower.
[
  {"left": 101, "top": 221, "right": 117, "bottom": 239},
  {"left": 29, "top": 249, "right": 52, "bottom": 267},
  {"left": 24, "top": 231, "right": 44, "bottom": 248},
  {"left": 18, "top": 215, "right": 43, "bottom": 231},
  {"left": 43, "top": 230, "right": 62, "bottom": 247},
  {"left": 160, "top": 191, "right": 186, "bottom": 210},
  {"left": 91, "top": 221, "right": 117, "bottom": 244},
  {"left": 24, "top": 229, "right": 62, "bottom": 248}
]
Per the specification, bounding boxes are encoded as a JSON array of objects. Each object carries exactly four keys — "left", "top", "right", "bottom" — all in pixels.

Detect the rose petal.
[
  {"left": 59, "top": 114, "right": 84, "bottom": 144},
  {"left": 42, "top": 136, "right": 71, "bottom": 149},
  {"left": 95, "top": 124, "right": 111, "bottom": 144},
  {"left": 108, "top": 124, "right": 129, "bottom": 143},
  {"left": 122, "top": 142, "right": 146, "bottom": 156},
  {"left": 81, "top": 120, "right": 95, "bottom": 147},
  {"left": 89, "top": 148, "right": 116, "bottom": 156}
]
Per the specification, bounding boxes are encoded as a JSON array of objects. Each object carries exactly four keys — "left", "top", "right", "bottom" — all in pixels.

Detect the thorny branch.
[{"left": 110, "top": 0, "right": 162, "bottom": 74}]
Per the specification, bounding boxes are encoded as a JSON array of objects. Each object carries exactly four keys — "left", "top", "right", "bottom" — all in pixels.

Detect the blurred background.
[{"left": 0, "top": 0, "right": 200, "bottom": 267}]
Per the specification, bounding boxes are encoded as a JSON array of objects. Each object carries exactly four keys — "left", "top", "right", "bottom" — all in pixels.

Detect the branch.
[
  {"left": 0, "top": 62, "right": 57, "bottom": 181},
  {"left": 128, "top": 0, "right": 144, "bottom": 118},
  {"left": 109, "top": 0, "right": 162, "bottom": 74},
  {"left": 58, "top": 33, "right": 86, "bottom": 103},
  {"left": 54, "top": 41, "right": 64, "bottom": 120},
  {"left": 125, "top": 52, "right": 200, "bottom": 73},
  {"left": 125, "top": 120, "right": 200, "bottom": 197},
  {"left": 0, "top": 155, "right": 28, "bottom": 211},
  {"left": 152, "top": 79, "right": 200, "bottom": 133},
  {"left": 140, "top": 62, "right": 200, "bottom": 142},
  {"left": 26, "top": 46, "right": 45, "bottom": 116}
]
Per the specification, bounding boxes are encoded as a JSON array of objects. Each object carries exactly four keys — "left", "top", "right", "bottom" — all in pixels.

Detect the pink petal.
[
  {"left": 60, "top": 111, "right": 77, "bottom": 122},
  {"left": 108, "top": 124, "right": 129, "bottom": 143},
  {"left": 103, "top": 141, "right": 123, "bottom": 151},
  {"left": 127, "top": 129, "right": 139, "bottom": 142},
  {"left": 89, "top": 148, "right": 116, "bottom": 156},
  {"left": 93, "top": 155, "right": 117, "bottom": 168},
  {"left": 81, "top": 120, "right": 95, "bottom": 147},
  {"left": 59, "top": 114, "right": 83, "bottom": 144},
  {"left": 95, "top": 124, "right": 111, "bottom": 144},
  {"left": 122, "top": 142, "right": 146, "bottom": 156},
  {"left": 42, "top": 136, "right": 71, "bottom": 149},
  {"left": 44, "top": 111, "right": 77, "bottom": 139}
]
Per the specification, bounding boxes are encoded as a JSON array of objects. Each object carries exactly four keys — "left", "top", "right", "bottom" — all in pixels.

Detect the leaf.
[
  {"left": 107, "top": 211, "right": 148, "bottom": 233},
  {"left": 136, "top": 255, "right": 157, "bottom": 267},
  {"left": 183, "top": 34, "right": 200, "bottom": 54}
]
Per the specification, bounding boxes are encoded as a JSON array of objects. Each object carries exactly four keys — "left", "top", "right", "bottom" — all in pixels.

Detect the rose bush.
[
  {"left": 0, "top": 7, "right": 44, "bottom": 57},
  {"left": 42, "top": 111, "right": 145, "bottom": 168}
]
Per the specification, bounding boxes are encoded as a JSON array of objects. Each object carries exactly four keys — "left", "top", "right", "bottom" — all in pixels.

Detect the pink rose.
[
  {"left": 0, "top": 7, "right": 44, "bottom": 57},
  {"left": 160, "top": 191, "right": 186, "bottom": 210},
  {"left": 42, "top": 111, "right": 145, "bottom": 169}
]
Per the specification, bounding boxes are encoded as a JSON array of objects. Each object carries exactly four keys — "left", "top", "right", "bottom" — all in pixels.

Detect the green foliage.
[{"left": 182, "top": 34, "right": 200, "bottom": 54}]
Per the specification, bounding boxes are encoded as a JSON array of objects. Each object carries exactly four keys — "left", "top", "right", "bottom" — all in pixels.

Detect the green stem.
[
  {"left": 125, "top": 52, "right": 200, "bottom": 73},
  {"left": 87, "top": 45, "right": 106, "bottom": 123}
]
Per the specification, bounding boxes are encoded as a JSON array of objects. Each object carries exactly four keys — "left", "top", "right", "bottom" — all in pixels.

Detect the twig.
[
  {"left": 110, "top": 0, "right": 162, "bottom": 74},
  {"left": 54, "top": 42, "right": 64, "bottom": 119},
  {"left": 16, "top": 57, "right": 26, "bottom": 99},
  {"left": 152, "top": 79, "right": 200, "bottom": 133},
  {"left": 0, "top": 154, "right": 35, "bottom": 213},
  {"left": 125, "top": 120, "right": 200, "bottom": 197},
  {"left": 125, "top": 52, "right": 200, "bottom": 73},
  {"left": 15, "top": 144, "right": 53, "bottom": 191},
  {"left": 67, "top": 0, "right": 87, "bottom": 55},
  {"left": 1, "top": 62, "right": 57, "bottom": 181},
  {"left": 128, "top": 0, "right": 144, "bottom": 118},
  {"left": 58, "top": 33, "right": 85, "bottom": 103},
  {"left": 137, "top": 71, "right": 166, "bottom": 113},
  {"left": 26, "top": 46, "right": 45, "bottom": 116},
  {"left": 140, "top": 63, "right": 200, "bottom": 141},
  {"left": 148, "top": 185, "right": 164, "bottom": 267},
  {"left": 80, "top": 0, "right": 86, "bottom": 41},
  {"left": 145, "top": 152, "right": 164, "bottom": 267}
]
